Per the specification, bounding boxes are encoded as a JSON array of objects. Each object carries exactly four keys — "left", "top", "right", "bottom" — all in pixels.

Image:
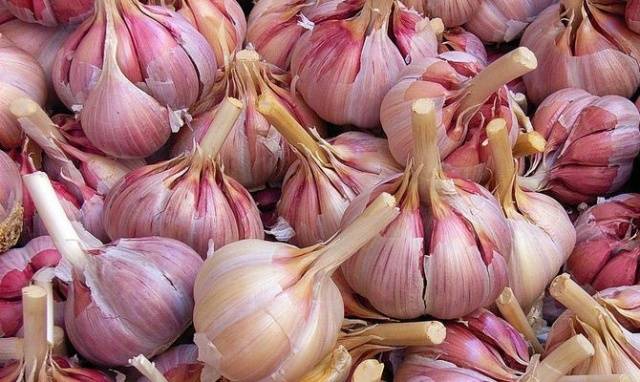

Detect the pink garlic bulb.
[
  {"left": 105, "top": 98, "right": 264, "bottom": 257},
  {"left": 291, "top": 0, "right": 439, "bottom": 128},
  {"left": 381, "top": 48, "right": 537, "bottom": 182},
  {"left": 24, "top": 171, "right": 203, "bottom": 366},
  {"left": 402, "top": 0, "right": 481, "bottom": 27},
  {"left": 437, "top": 27, "right": 487, "bottom": 64},
  {"left": 257, "top": 93, "right": 401, "bottom": 246},
  {"left": 567, "top": 194, "right": 640, "bottom": 291},
  {"left": 0, "top": 34, "right": 46, "bottom": 149},
  {"left": 628, "top": 0, "right": 640, "bottom": 32},
  {"left": 193, "top": 192, "right": 399, "bottom": 381},
  {"left": 2, "top": 0, "right": 94, "bottom": 26},
  {"left": 137, "top": 345, "right": 203, "bottom": 382},
  {"left": 0, "top": 236, "right": 59, "bottom": 337},
  {"left": 52, "top": 0, "right": 217, "bottom": 158},
  {"left": 396, "top": 309, "right": 530, "bottom": 381},
  {"left": 340, "top": 100, "right": 511, "bottom": 320},
  {"left": 172, "top": 49, "right": 323, "bottom": 190},
  {"left": 246, "top": 0, "right": 363, "bottom": 70},
  {"left": 521, "top": 0, "right": 640, "bottom": 104},
  {"left": 487, "top": 119, "right": 575, "bottom": 312},
  {"left": 521, "top": 88, "right": 640, "bottom": 205},
  {"left": 0, "top": 150, "right": 22, "bottom": 251}
]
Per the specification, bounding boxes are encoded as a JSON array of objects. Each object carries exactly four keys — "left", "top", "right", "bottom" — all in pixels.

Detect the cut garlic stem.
[
  {"left": 487, "top": 118, "right": 516, "bottom": 211},
  {"left": 430, "top": 18, "right": 445, "bottom": 40},
  {"left": 33, "top": 268, "right": 55, "bottom": 345},
  {"left": 513, "top": 132, "right": 546, "bottom": 158},
  {"left": 235, "top": 49, "right": 261, "bottom": 62},
  {"left": 0, "top": 337, "right": 23, "bottom": 361},
  {"left": 365, "top": 321, "right": 446, "bottom": 347},
  {"left": 198, "top": 97, "right": 243, "bottom": 159},
  {"left": 559, "top": 375, "right": 630, "bottom": 382},
  {"left": 531, "top": 334, "right": 594, "bottom": 382},
  {"left": 22, "top": 285, "right": 48, "bottom": 382},
  {"left": 23, "top": 172, "right": 87, "bottom": 272},
  {"left": 411, "top": 98, "right": 441, "bottom": 202},
  {"left": 352, "top": 359, "right": 384, "bottom": 382},
  {"left": 10, "top": 98, "right": 67, "bottom": 145},
  {"left": 52, "top": 326, "right": 67, "bottom": 357},
  {"left": 458, "top": 47, "right": 537, "bottom": 113},
  {"left": 129, "top": 354, "right": 169, "bottom": 382},
  {"left": 496, "top": 287, "right": 544, "bottom": 353},
  {"left": 257, "top": 92, "right": 329, "bottom": 164},
  {"left": 310, "top": 193, "right": 399, "bottom": 275},
  {"left": 549, "top": 274, "right": 608, "bottom": 330},
  {"left": 300, "top": 346, "right": 352, "bottom": 382}
]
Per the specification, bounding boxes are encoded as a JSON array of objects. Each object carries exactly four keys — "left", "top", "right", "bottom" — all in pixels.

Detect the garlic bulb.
[
  {"left": 105, "top": 98, "right": 264, "bottom": 257},
  {"left": 628, "top": 0, "right": 640, "bottom": 32},
  {"left": 567, "top": 194, "right": 640, "bottom": 291},
  {"left": 291, "top": 0, "right": 438, "bottom": 128},
  {"left": 24, "top": 171, "right": 203, "bottom": 366},
  {"left": 340, "top": 99, "right": 511, "bottom": 320},
  {"left": 521, "top": 0, "right": 640, "bottom": 104},
  {"left": 521, "top": 88, "right": 640, "bottom": 205},
  {"left": 52, "top": 0, "right": 217, "bottom": 158},
  {"left": 402, "top": 0, "right": 481, "bottom": 27},
  {"left": 2, "top": 0, "right": 94, "bottom": 26},
  {"left": 257, "top": 92, "right": 401, "bottom": 246},
  {"left": 396, "top": 309, "right": 530, "bottom": 381},
  {"left": 437, "top": 27, "right": 487, "bottom": 64},
  {"left": 0, "top": 150, "right": 22, "bottom": 251},
  {"left": 0, "top": 34, "right": 46, "bottom": 150},
  {"left": 487, "top": 118, "right": 575, "bottom": 312},
  {"left": 381, "top": 47, "right": 537, "bottom": 182},
  {"left": 137, "top": 345, "right": 203, "bottom": 382},
  {"left": 193, "top": 192, "right": 399, "bottom": 381},
  {"left": 172, "top": 49, "right": 323, "bottom": 190},
  {"left": 299, "top": 346, "right": 351, "bottom": 382}
]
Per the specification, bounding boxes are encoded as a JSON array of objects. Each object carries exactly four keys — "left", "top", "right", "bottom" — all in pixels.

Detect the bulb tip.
[
  {"left": 497, "top": 287, "right": 515, "bottom": 305},
  {"left": 486, "top": 118, "right": 508, "bottom": 137},
  {"left": 411, "top": 98, "right": 436, "bottom": 115},
  {"left": 9, "top": 98, "right": 39, "bottom": 118},
  {"left": 425, "top": 321, "right": 447, "bottom": 345},
  {"left": 377, "top": 192, "right": 398, "bottom": 208},
  {"left": 22, "top": 284, "right": 47, "bottom": 299},
  {"left": 225, "top": 96, "right": 244, "bottom": 110},
  {"left": 549, "top": 273, "right": 573, "bottom": 297},
  {"left": 511, "top": 47, "right": 538, "bottom": 70},
  {"left": 236, "top": 49, "right": 261, "bottom": 62}
]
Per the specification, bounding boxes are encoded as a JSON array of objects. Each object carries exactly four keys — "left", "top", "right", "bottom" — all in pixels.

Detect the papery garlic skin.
[
  {"left": 2, "top": 0, "right": 94, "bottom": 26},
  {"left": 0, "top": 150, "right": 22, "bottom": 251},
  {"left": 137, "top": 345, "right": 203, "bottom": 382},
  {"left": 395, "top": 358, "right": 496, "bottom": 382},
  {"left": 50, "top": 356, "right": 115, "bottom": 381},
  {"left": 438, "top": 27, "right": 487, "bottom": 64},
  {"left": 521, "top": 2, "right": 640, "bottom": 104},
  {"left": 403, "top": 0, "right": 481, "bottom": 27},
  {"left": 523, "top": 88, "right": 640, "bottom": 205},
  {"left": 567, "top": 194, "right": 640, "bottom": 291},
  {"left": 291, "top": 0, "right": 438, "bottom": 128},
  {"left": 628, "top": 0, "right": 640, "bottom": 33}
]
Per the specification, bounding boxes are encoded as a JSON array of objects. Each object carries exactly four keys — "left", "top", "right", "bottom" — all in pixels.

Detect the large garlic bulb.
[
  {"left": 24, "top": 171, "right": 203, "bottom": 366},
  {"left": 381, "top": 47, "right": 536, "bottom": 182},
  {"left": 340, "top": 99, "right": 511, "bottom": 320},
  {"left": 1, "top": 0, "right": 94, "bottom": 26},
  {"left": 521, "top": 0, "right": 640, "bottom": 104},
  {"left": 487, "top": 118, "right": 575, "bottom": 312},
  {"left": 105, "top": 98, "right": 264, "bottom": 257},
  {"left": 52, "top": 0, "right": 217, "bottom": 158},
  {"left": 193, "top": 192, "right": 399, "bottom": 381},
  {"left": 0, "top": 34, "right": 46, "bottom": 150},
  {"left": 567, "top": 194, "right": 640, "bottom": 291},
  {"left": 257, "top": 93, "right": 401, "bottom": 246},
  {"left": 172, "top": 49, "right": 323, "bottom": 190},
  {"left": 0, "top": 150, "right": 22, "bottom": 251},
  {"left": 291, "top": 0, "right": 438, "bottom": 128},
  {"left": 521, "top": 88, "right": 640, "bottom": 205}
]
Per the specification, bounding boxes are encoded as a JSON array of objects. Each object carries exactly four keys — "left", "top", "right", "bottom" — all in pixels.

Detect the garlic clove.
[
  {"left": 395, "top": 357, "right": 495, "bottom": 381},
  {"left": 299, "top": 345, "right": 351, "bottom": 382},
  {"left": 136, "top": 344, "right": 203, "bottom": 382},
  {"left": 592, "top": 250, "right": 640, "bottom": 291},
  {"left": 3, "top": 0, "right": 94, "bottom": 26}
]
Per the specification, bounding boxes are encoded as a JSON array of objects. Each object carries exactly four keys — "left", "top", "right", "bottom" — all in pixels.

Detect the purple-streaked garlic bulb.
[
  {"left": 521, "top": 88, "right": 640, "bottom": 205},
  {"left": 487, "top": 118, "right": 575, "bottom": 313},
  {"left": 0, "top": 236, "right": 59, "bottom": 337},
  {"left": 52, "top": 0, "right": 217, "bottom": 158},
  {"left": 23, "top": 171, "right": 203, "bottom": 366},
  {"left": 2, "top": 0, "right": 94, "bottom": 26},
  {"left": 396, "top": 309, "right": 531, "bottom": 381},
  {"left": 567, "top": 194, "right": 640, "bottom": 291},
  {"left": 521, "top": 0, "right": 640, "bottom": 104},
  {"left": 105, "top": 98, "right": 264, "bottom": 257},
  {"left": 291, "top": 0, "right": 438, "bottom": 128},
  {"left": 340, "top": 99, "right": 511, "bottom": 320},
  {"left": 137, "top": 345, "right": 203, "bottom": 382},
  {"left": 193, "top": 192, "right": 399, "bottom": 381},
  {"left": 0, "top": 150, "right": 21, "bottom": 251},
  {"left": 0, "top": 34, "right": 46, "bottom": 150},
  {"left": 172, "top": 49, "right": 323, "bottom": 190},
  {"left": 628, "top": 0, "right": 640, "bottom": 32},
  {"left": 381, "top": 48, "right": 537, "bottom": 182},
  {"left": 257, "top": 93, "right": 401, "bottom": 246}
]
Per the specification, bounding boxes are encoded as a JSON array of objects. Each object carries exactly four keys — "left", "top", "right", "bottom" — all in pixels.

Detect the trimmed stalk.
[
  {"left": 198, "top": 97, "right": 244, "bottom": 159},
  {"left": 33, "top": 268, "right": 55, "bottom": 345},
  {"left": 364, "top": 322, "right": 446, "bottom": 347},
  {"left": 487, "top": 118, "right": 516, "bottom": 213},
  {"left": 496, "top": 287, "right": 544, "bottom": 353},
  {"left": 530, "top": 334, "right": 594, "bottom": 382},
  {"left": 22, "top": 285, "right": 48, "bottom": 382},
  {"left": 300, "top": 346, "right": 351, "bottom": 382},
  {"left": 549, "top": 274, "right": 608, "bottom": 330},
  {"left": 352, "top": 359, "right": 384, "bottom": 382},
  {"left": 513, "top": 132, "right": 546, "bottom": 158},
  {"left": 9, "top": 98, "right": 67, "bottom": 145},
  {"left": 129, "top": 355, "right": 169, "bottom": 382},
  {"left": 411, "top": 98, "right": 441, "bottom": 202}
]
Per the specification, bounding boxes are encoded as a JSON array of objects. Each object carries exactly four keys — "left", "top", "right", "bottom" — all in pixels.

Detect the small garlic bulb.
[
  {"left": 172, "top": 49, "right": 323, "bottom": 190},
  {"left": 291, "top": 0, "right": 438, "bottom": 128},
  {"left": 24, "top": 171, "right": 203, "bottom": 366},
  {"left": 521, "top": 0, "right": 640, "bottom": 104},
  {"left": 2, "top": 0, "right": 94, "bottom": 26},
  {"left": 105, "top": 98, "right": 264, "bottom": 257},
  {"left": 521, "top": 88, "right": 640, "bottom": 205},
  {"left": 0, "top": 150, "right": 22, "bottom": 251},
  {"left": 257, "top": 92, "right": 401, "bottom": 246},
  {"left": 52, "top": 0, "right": 217, "bottom": 158},
  {"left": 340, "top": 99, "right": 511, "bottom": 320},
  {"left": 487, "top": 118, "right": 575, "bottom": 312},
  {"left": 193, "top": 192, "right": 399, "bottom": 381}
]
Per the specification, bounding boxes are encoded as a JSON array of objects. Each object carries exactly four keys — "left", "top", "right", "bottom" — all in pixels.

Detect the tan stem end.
[
  {"left": 235, "top": 49, "right": 261, "bottom": 62},
  {"left": 496, "top": 287, "right": 544, "bottom": 353},
  {"left": 487, "top": 118, "right": 517, "bottom": 209},
  {"left": 532, "top": 334, "right": 594, "bottom": 382},
  {"left": 513, "top": 132, "right": 546, "bottom": 158},
  {"left": 10, "top": 98, "right": 66, "bottom": 143},
  {"left": 129, "top": 354, "right": 169, "bottom": 382},
  {"left": 22, "top": 285, "right": 48, "bottom": 382},
  {"left": 352, "top": 359, "right": 384, "bottom": 382},
  {"left": 411, "top": 98, "right": 441, "bottom": 202},
  {"left": 199, "top": 97, "right": 243, "bottom": 159},
  {"left": 549, "top": 274, "right": 606, "bottom": 330},
  {"left": 367, "top": 321, "right": 446, "bottom": 347}
]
